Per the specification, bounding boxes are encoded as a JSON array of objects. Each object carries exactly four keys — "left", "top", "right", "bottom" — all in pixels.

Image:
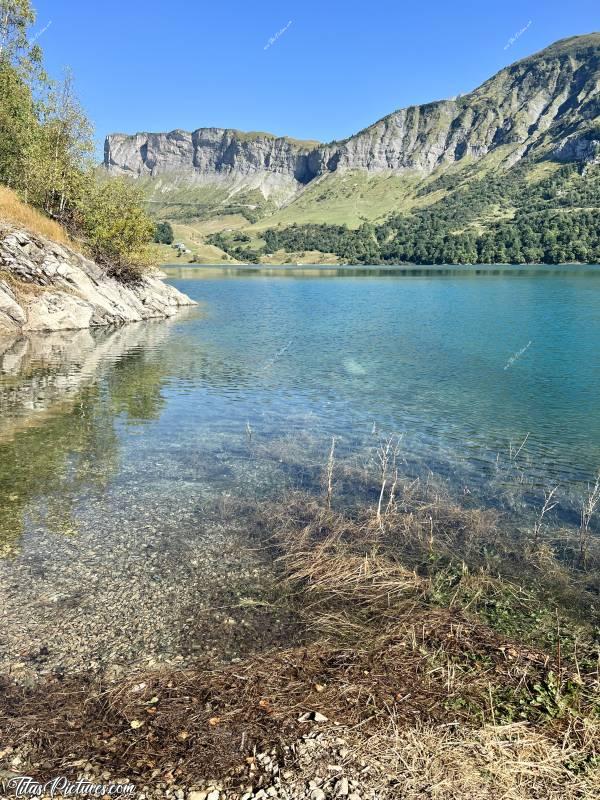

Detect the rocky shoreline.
[
  {"left": 0, "top": 224, "right": 196, "bottom": 334},
  {"left": 1, "top": 482, "right": 598, "bottom": 799}
]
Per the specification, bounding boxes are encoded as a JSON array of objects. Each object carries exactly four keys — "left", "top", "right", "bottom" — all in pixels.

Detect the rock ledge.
[{"left": 0, "top": 224, "right": 196, "bottom": 333}]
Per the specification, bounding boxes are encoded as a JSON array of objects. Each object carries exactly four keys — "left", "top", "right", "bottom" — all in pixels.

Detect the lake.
[{"left": 1, "top": 267, "right": 599, "bottom": 676}]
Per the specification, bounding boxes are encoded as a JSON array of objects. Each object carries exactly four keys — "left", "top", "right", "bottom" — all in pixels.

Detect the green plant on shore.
[
  {"left": 153, "top": 219, "right": 174, "bottom": 244},
  {"left": 0, "top": 1, "right": 156, "bottom": 276},
  {"left": 76, "top": 178, "right": 155, "bottom": 279}
]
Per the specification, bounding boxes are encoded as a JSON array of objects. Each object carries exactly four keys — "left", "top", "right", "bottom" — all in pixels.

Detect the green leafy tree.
[
  {"left": 154, "top": 220, "right": 174, "bottom": 244},
  {"left": 77, "top": 178, "right": 155, "bottom": 279},
  {"left": 0, "top": 0, "right": 37, "bottom": 68},
  {"left": 21, "top": 68, "right": 94, "bottom": 214},
  {"left": 0, "top": 62, "right": 36, "bottom": 187},
  {"left": 0, "top": 1, "right": 44, "bottom": 189},
  {"left": 0, "top": 1, "right": 162, "bottom": 281}
]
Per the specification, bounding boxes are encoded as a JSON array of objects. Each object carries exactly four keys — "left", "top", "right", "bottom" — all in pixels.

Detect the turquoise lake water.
[
  {"left": 1, "top": 268, "right": 600, "bottom": 558},
  {"left": 165, "top": 269, "right": 600, "bottom": 496}
]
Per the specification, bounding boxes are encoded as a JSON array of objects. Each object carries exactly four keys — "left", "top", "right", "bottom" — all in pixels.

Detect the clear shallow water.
[{"left": 2, "top": 268, "right": 600, "bottom": 559}]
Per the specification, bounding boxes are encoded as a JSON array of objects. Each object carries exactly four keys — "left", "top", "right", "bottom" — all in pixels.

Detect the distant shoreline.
[{"left": 161, "top": 262, "right": 600, "bottom": 279}]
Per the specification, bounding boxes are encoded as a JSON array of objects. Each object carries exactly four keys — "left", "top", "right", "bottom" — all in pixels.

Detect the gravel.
[
  {"left": 17, "top": 730, "right": 384, "bottom": 800},
  {"left": 0, "top": 486, "right": 297, "bottom": 684}
]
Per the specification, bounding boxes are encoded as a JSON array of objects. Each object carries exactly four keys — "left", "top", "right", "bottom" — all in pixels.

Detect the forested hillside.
[{"left": 254, "top": 163, "right": 600, "bottom": 264}]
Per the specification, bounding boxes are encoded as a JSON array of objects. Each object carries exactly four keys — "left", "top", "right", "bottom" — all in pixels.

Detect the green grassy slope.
[
  {"left": 137, "top": 176, "right": 275, "bottom": 225},
  {"left": 140, "top": 33, "right": 600, "bottom": 265},
  {"left": 147, "top": 152, "right": 599, "bottom": 265},
  {"left": 250, "top": 171, "right": 425, "bottom": 230}
]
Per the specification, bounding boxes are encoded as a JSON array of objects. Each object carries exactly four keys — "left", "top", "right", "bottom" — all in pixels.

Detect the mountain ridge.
[
  {"left": 105, "top": 32, "right": 600, "bottom": 197},
  {"left": 103, "top": 33, "right": 600, "bottom": 264}
]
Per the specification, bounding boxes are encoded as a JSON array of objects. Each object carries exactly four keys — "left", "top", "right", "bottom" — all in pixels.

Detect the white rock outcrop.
[{"left": 0, "top": 226, "right": 196, "bottom": 333}]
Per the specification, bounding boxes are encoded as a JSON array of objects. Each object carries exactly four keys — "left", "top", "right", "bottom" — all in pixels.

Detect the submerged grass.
[{"left": 0, "top": 450, "right": 599, "bottom": 796}]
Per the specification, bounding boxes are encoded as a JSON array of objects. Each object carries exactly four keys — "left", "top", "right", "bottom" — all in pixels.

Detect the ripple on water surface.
[{"left": 1, "top": 270, "right": 599, "bottom": 673}]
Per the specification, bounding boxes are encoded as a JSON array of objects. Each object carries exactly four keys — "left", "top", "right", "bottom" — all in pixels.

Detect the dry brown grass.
[
  {"left": 2, "top": 600, "right": 596, "bottom": 795},
  {"left": 1, "top": 474, "right": 598, "bottom": 796},
  {"left": 0, "top": 267, "right": 46, "bottom": 297},
  {"left": 0, "top": 609, "right": 576, "bottom": 785},
  {"left": 350, "top": 720, "right": 600, "bottom": 799},
  {"left": 267, "top": 489, "right": 500, "bottom": 606},
  {"left": 0, "top": 185, "right": 70, "bottom": 245},
  {"left": 272, "top": 497, "right": 423, "bottom": 605}
]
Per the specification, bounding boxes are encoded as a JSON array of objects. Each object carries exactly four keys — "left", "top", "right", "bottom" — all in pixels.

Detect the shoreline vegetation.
[
  {"left": 0, "top": 198, "right": 195, "bottom": 334},
  {"left": 1, "top": 445, "right": 598, "bottom": 798},
  {"left": 160, "top": 263, "right": 600, "bottom": 275},
  {"left": 0, "top": 2, "right": 166, "bottom": 286},
  {"left": 0, "top": 0, "right": 198, "bottom": 332}
]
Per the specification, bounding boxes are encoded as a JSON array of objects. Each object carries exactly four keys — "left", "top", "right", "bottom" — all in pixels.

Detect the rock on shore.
[{"left": 0, "top": 224, "right": 196, "bottom": 333}]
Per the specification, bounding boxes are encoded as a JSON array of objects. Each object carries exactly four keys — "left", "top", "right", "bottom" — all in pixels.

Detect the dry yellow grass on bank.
[{"left": 0, "top": 185, "right": 71, "bottom": 245}]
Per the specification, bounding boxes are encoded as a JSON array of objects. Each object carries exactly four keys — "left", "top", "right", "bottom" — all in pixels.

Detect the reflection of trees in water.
[
  {"left": 0, "top": 319, "right": 258, "bottom": 556},
  {"left": 108, "top": 350, "right": 168, "bottom": 422},
  {"left": 106, "top": 343, "right": 251, "bottom": 423},
  {"left": 0, "top": 386, "right": 119, "bottom": 557},
  {"left": 0, "top": 326, "right": 185, "bottom": 556}
]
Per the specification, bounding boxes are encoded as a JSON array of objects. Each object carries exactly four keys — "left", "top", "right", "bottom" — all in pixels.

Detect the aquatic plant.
[{"left": 1, "top": 451, "right": 598, "bottom": 796}]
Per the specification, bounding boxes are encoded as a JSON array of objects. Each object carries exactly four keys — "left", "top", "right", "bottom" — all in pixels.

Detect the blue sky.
[{"left": 31, "top": 0, "right": 599, "bottom": 155}]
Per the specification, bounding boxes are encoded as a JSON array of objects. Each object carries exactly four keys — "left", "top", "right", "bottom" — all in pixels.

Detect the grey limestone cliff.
[{"left": 104, "top": 34, "right": 600, "bottom": 195}]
